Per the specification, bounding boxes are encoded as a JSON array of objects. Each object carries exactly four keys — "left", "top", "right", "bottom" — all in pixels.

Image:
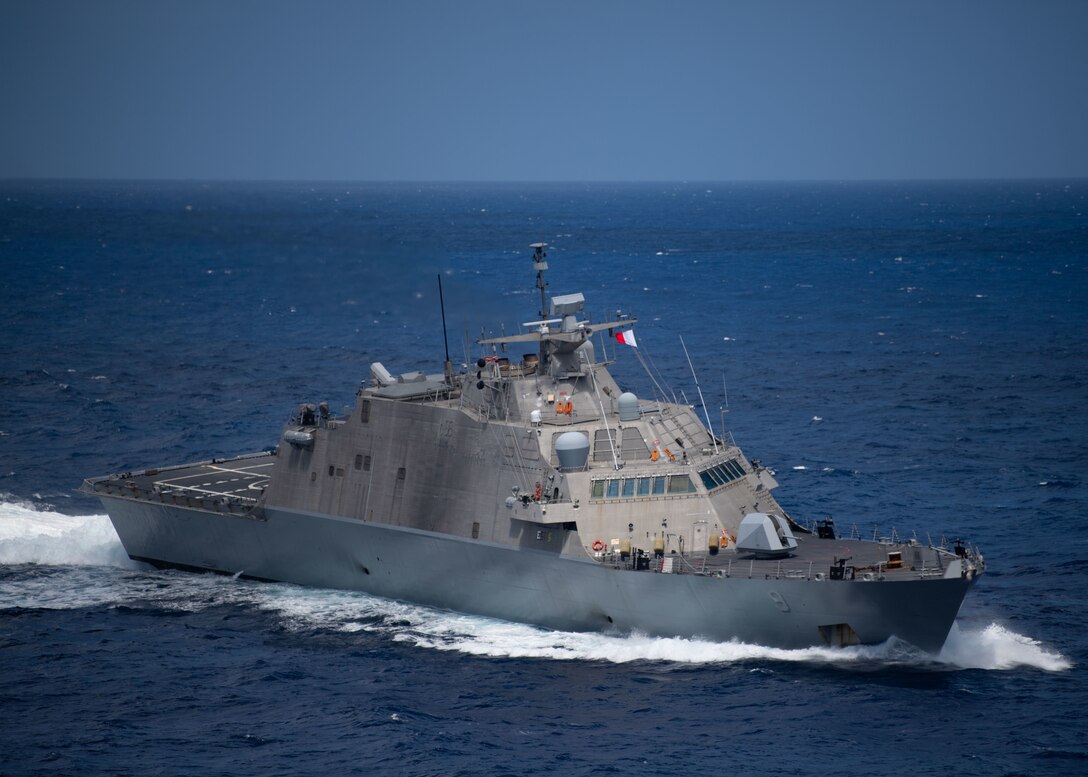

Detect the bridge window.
[
  {"left": 588, "top": 473, "right": 697, "bottom": 501},
  {"left": 697, "top": 458, "right": 747, "bottom": 492}
]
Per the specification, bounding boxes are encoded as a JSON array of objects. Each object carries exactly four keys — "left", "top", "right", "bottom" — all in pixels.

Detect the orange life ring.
[{"left": 591, "top": 539, "right": 606, "bottom": 552}]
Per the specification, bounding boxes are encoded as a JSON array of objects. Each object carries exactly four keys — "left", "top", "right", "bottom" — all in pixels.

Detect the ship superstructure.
[{"left": 84, "top": 243, "right": 984, "bottom": 651}]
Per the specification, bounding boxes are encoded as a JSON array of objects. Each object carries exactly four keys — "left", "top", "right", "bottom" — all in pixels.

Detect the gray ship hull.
[
  {"left": 101, "top": 495, "right": 973, "bottom": 652},
  {"left": 87, "top": 243, "right": 983, "bottom": 653}
]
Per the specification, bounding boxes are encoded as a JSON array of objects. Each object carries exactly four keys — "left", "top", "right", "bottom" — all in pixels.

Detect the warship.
[{"left": 84, "top": 243, "right": 984, "bottom": 651}]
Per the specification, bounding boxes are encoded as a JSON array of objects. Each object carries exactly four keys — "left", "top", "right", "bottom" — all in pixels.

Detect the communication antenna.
[
  {"left": 437, "top": 274, "right": 452, "bottom": 384},
  {"left": 530, "top": 242, "right": 549, "bottom": 319},
  {"left": 680, "top": 335, "right": 719, "bottom": 454},
  {"left": 720, "top": 373, "right": 731, "bottom": 445}
]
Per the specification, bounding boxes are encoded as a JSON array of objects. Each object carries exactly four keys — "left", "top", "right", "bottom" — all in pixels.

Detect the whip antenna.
[
  {"left": 438, "top": 274, "right": 452, "bottom": 384},
  {"left": 681, "top": 335, "right": 719, "bottom": 454}
]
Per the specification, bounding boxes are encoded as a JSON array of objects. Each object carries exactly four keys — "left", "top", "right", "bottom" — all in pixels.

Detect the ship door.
[{"left": 692, "top": 521, "right": 708, "bottom": 554}]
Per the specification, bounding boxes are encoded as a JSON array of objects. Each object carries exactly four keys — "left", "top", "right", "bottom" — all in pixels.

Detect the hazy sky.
[{"left": 2, "top": 0, "right": 1086, "bottom": 181}]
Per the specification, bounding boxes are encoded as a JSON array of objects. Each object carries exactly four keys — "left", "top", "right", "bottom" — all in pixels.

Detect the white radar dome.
[{"left": 555, "top": 431, "right": 590, "bottom": 471}]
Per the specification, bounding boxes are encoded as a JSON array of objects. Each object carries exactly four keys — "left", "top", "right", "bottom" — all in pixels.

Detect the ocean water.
[{"left": 1, "top": 180, "right": 1086, "bottom": 776}]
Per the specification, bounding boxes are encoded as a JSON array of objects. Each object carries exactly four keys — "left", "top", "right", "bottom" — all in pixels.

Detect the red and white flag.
[{"left": 615, "top": 330, "right": 638, "bottom": 348}]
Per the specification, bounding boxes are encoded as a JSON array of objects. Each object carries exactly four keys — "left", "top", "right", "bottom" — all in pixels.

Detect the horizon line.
[{"left": 2, "top": 175, "right": 1085, "bottom": 187}]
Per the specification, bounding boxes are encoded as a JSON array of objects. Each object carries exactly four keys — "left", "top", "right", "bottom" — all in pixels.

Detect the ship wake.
[
  {"left": 262, "top": 574, "right": 1072, "bottom": 673},
  {"left": 0, "top": 497, "right": 137, "bottom": 569},
  {"left": 360, "top": 607, "right": 1072, "bottom": 673}
]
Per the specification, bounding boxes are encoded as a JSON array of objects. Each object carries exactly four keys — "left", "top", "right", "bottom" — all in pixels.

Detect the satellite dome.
[
  {"left": 618, "top": 392, "right": 639, "bottom": 422},
  {"left": 555, "top": 431, "right": 590, "bottom": 471}
]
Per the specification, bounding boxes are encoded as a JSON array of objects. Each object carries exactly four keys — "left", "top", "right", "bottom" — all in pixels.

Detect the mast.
[
  {"left": 531, "top": 242, "right": 548, "bottom": 320},
  {"left": 437, "top": 274, "right": 453, "bottom": 385},
  {"left": 680, "top": 335, "right": 719, "bottom": 454}
]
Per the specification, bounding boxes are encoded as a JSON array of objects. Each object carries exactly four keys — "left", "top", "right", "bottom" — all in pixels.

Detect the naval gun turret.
[{"left": 735, "top": 512, "right": 800, "bottom": 559}]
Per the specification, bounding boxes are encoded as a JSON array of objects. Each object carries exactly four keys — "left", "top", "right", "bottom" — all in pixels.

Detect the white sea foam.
[
  {"left": 389, "top": 614, "right": 1072, "bottom": 671},
  {"left": 257, "top": 584, "right": 1073, "bottom": 672},
  {"left": 0, "top": 497, "right": 133, "bottom": 568},
  {"left": 937, "top": 622, "right": 1072, "bottom": 672}
]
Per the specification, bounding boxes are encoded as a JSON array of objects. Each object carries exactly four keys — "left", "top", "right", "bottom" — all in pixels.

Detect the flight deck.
[{"left": 83, "top": 453, "right": 274, "bottom": 512}]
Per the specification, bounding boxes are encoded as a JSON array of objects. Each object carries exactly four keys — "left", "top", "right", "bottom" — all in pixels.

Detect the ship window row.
[
  {"left": 698, "top": 458, "right": 746, "bottom": 491},
  {"left": 590, "top": 474, "right": 696, "bottom": 500}
]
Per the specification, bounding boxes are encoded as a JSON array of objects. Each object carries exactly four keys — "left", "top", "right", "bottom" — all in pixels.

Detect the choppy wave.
[
  {"left": 0, "top": 496, "right": 134, "bottom": 568},
  {"left": 937, "top": 622, "right": 1072, "bottom": 672},
  {"left": 1, "top": 498, "right": 1071, "bottom": 673}
]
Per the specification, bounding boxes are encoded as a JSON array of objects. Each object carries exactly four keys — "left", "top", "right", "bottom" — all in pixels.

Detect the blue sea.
[{"left": 1, "top": 180, "right": 1085, "bottom": 776}]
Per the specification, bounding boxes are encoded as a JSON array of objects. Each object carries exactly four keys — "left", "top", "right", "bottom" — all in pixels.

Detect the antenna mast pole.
[
  {"left": 531, "top": 242, "right": 549, "bottom": 319},
  {"left": 680, "top": 335, "right": 719, "bottom": 454},
  {"left": 437, "top": 274, "right": 452, "bottom": 385},
  {"left": 721, "top": 373, "right": 731, "bottom": 445}
]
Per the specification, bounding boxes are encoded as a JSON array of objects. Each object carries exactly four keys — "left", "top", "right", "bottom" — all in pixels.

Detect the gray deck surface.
[{"left": 88, "top": 454, "right": 274, "bottom": 506}]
